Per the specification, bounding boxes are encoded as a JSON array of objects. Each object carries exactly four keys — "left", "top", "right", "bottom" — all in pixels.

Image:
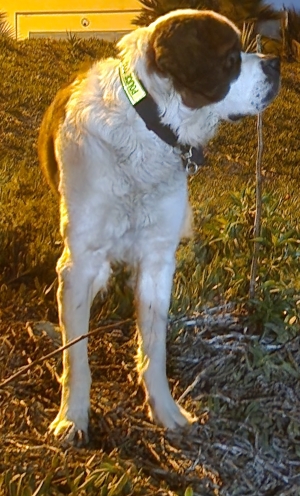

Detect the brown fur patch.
[{"left": 146, "top": 11, "right": 241, "bottom": 108}]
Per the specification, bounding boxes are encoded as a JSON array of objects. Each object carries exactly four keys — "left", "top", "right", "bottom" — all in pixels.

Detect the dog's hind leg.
[{"left": 50, "top": 246, "right": 111, "bottom": 446}]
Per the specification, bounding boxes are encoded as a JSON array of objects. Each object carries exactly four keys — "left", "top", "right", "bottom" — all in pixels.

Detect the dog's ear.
[{"left": 147, "top": 11, "right": 241, "bottom": 108}]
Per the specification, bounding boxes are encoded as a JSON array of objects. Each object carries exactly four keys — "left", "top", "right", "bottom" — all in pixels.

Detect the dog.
[{"left": 38, "top": 9, "right": 280, "bottom": 445}]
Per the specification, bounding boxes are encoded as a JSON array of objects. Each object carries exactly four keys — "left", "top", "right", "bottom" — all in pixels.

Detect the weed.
[{"left": 173, "top": 185, "right": 300, "bottom": 340}]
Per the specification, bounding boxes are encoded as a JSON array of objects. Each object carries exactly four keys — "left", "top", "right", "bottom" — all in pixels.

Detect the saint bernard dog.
[{"left": 38, "top": 9, "right": 280, "bottom": 445}]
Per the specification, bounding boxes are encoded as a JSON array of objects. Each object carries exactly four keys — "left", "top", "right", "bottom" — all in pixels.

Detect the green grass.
[{"left": 0, "top": 35, "right": 300, "bottom": 495}]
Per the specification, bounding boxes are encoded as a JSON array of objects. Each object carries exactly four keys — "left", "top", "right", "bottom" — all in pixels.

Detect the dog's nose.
[{"left": 261, "top": 55, "right": 281, "bottom": 77}]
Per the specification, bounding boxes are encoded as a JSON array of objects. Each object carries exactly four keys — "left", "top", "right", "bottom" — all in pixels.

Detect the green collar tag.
[{"left": 119, "top": 62, "right": 147, "bottom": 106}]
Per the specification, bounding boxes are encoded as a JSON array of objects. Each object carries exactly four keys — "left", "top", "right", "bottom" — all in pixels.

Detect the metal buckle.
[{"left": 181, "top": 146, "right": 199, "bottom": 176}]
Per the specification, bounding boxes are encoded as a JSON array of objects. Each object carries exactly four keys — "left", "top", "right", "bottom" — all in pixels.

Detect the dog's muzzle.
[{"left": 261, "top": 55, "right": 281, "bottom": 104}]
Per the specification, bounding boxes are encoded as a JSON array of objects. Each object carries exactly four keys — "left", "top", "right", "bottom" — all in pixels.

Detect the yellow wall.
[{"left": 7, "top": 0, "right": 141, "bottom": 39}]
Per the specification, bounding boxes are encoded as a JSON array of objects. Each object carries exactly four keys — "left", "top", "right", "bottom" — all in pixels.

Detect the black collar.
[{"left": 119, "top": 62, "right": 205, "bottom": 174}]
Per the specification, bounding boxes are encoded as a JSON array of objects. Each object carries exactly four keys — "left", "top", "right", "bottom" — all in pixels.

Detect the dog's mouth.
[{"left": 227, "top": 113, "right": 246, "bottom": 122}]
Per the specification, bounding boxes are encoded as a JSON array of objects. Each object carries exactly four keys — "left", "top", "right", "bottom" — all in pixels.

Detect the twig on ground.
[{"left": 0, "top": 319, "right": 132, "bottom": 388}]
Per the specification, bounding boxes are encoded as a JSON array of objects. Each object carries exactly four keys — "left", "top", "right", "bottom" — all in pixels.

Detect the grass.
[{"left": 0, "top": 34, "right": 300, "bottom": 495}]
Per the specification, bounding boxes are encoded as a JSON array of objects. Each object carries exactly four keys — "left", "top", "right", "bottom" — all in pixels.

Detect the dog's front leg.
[
  {"left": 49, "top": 252, "right": 92, "bottom": 446},
  {"left": 135, "top": 251, "right": 194, "bottom": 430},
  {"left": 50, "top": 248, "right": 110, "bottom": 446}
]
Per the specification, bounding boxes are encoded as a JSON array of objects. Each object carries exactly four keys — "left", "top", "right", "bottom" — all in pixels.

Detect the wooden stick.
[
  {"left": 249, "top": 35, "right": 263, "bottom": 300},
  {"left": 0, "top": 319, "right": 132, "bottom": 388}
]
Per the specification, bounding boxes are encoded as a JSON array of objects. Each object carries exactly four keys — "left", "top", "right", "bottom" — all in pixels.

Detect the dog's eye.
[{"left": 224, "top": 51, "right": 241, "bottom": 72}]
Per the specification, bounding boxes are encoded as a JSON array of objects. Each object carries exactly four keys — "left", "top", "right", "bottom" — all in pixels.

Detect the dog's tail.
[
  {"left": 38, "top": 104, "right": 60, "bottom": 196},
  {"left": 38, "top": 117, "right": 59, "bottom": 196},
  {"left": 38, "top": 85, "right": 73, "bottom": 196}
]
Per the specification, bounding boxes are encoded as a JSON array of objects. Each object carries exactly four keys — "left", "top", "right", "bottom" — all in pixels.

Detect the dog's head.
[
  {"left": 146, "top": 9, "right": 280, "bottom": 113},
  {"left": 147, "top": 9, "right": 242, "bottom": 108}
]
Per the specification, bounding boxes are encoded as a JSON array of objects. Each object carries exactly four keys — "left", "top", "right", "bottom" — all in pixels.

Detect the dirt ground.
[{"left": 1, "top": 304, "right": 300, "bottom": 495}]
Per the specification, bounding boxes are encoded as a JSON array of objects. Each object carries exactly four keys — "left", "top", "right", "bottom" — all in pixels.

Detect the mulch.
[{"left": 1, "top": 307, "right": 300, "bottom": 495}]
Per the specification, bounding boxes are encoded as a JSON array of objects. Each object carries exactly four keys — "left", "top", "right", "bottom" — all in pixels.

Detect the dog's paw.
[
  {"left": 149, "top": 396, "right": 196, "bottom": 430},
  {"left": 49, "top": 415, "right": 89, "bottom": 447}
]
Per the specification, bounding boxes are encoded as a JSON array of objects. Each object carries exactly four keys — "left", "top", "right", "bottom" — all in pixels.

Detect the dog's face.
[{"left": 147, "top": 9, "right": 280, "bottom": 112}]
